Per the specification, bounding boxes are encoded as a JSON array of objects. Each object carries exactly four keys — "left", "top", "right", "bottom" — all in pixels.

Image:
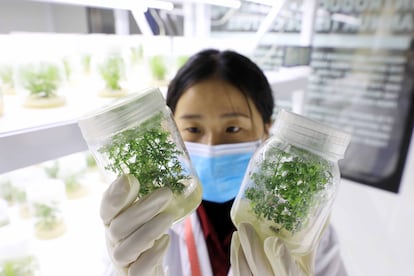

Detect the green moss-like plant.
[
  {"left": 33, "top": 202, "right": 61, "bottom": 230},
  {"left": 19, "top": 63, "right": 61, "bottom": 98},
  {"left": 149, "top": 55, "right": 167, "bottom": 81},
  {"left": 98, "top": 54, "right": 124, "bottom": 91},
  {"left": 85, "top": 152, "right": 97, "bottom": 169},
  {"left": 63, "top": 174, "right": 87, "bottom": 199},
  {"left": 98, "top": 112, "right": 189, "bottom": 197},
  {"left": 245, "top": 146, "right": 332, "bottom": 234},
  {"left": 44, "top": 161, "right": 59, "bottom": 179},
  {"left": 0, "top": 180, "right": 26, "bottom": 205}
]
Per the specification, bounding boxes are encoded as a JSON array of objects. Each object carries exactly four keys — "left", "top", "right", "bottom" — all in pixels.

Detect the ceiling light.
[
  {"left": 243, "top": 0, "right": 273, "bottom": 6},
  {"left": 189, "top": 0, "right": 241, "bottom": 9},
  {"left": 28, "top": 0, "right": 174, "bottom": 11}
]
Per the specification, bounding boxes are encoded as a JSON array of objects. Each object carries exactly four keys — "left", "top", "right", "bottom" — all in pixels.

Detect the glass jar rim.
[{"left": 78, "top": 87, "right": 165, "bottom": 143}]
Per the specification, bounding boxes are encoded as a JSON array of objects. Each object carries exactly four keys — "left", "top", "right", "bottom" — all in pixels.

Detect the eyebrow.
[{"left": 178, "top": 112, "right": 250, "bottom": 120}]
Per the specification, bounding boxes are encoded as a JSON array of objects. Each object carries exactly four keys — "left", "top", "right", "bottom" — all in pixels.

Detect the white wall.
[
  {"left": 331, "top": 129, "right": 414, "bottom": 276},
  {"left": 0, "top": 0, "right": 88, "bottom": 34}
]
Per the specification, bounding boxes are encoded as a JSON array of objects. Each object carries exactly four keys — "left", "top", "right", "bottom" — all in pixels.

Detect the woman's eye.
[
  {"left": 185, "top": 127, "right": 200, "bottom": 133},
  {"left": 226, "top": 126, "right": 241, "bottom": 133}
]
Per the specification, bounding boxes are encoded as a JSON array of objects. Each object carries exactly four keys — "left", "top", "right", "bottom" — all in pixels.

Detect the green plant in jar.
[
  {"left": 98, "top": 112, "right": 189, "bottom": 198},
  {"left": 20, "top": 63, "right": 61, "bottom": 98},
  {"left": 0, "top": 180, "right": 26, "bottom": 206},
  {"left": 98, "top": 54, "right": 127, "bottom": 97},
  {"left": 34, "top": 202, "right": 60, "bottom": 229},
  {"left": 33, "top": 202, "right": 66, "bottom": 240},
  {"left": 244, "top": 146, "right": 333, "bottom": 234},
  {"left": 231, "top": 109, "right": 351, "bottom": 255},
  {"left": 99, "top": 55, "right": 123, "bottom": 90},
  {"left": 149, "top": 55, "right": 167, "bottom": 81},
  {"left": 19, "top": 62, "right": 65, "bottom": 108},
  {"left": 63, "top": 174, "right": 88, "bottom": 199},
  {"left": 79, "top": 88, "right": 202, "bottom": 222}
]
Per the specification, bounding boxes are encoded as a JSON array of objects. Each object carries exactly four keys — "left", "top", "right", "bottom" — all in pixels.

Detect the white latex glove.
[
  {"left": 231, "top": 222, "right": 316, "bottom": 276},
  {"left": 100, "top": 174, "right": 175, "bottom": 276}
]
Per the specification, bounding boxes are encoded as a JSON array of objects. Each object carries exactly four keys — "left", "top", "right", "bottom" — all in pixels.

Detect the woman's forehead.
[{"left": 175, "top": 79, "right": 253, "bottom": 114}]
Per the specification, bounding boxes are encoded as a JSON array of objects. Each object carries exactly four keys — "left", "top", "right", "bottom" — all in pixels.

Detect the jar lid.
[
  {"left": 273, "top": 109, "right": 351, "bottom": 160},
  {"left": 78, "top": 87, "right": 165, "bottom": 144}
]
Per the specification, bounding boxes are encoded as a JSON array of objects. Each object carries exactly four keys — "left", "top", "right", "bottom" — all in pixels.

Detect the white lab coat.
[
  {"left": 104, "top": 212, "right": 348, "bottom": 276},
  {"left": 164, "top": 212, "right": 348, "bottom": 276}
]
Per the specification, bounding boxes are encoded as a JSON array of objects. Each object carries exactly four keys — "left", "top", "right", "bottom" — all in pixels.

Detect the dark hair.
[{"left": 166, "top": 49, "right": 274, "bottom": 124}]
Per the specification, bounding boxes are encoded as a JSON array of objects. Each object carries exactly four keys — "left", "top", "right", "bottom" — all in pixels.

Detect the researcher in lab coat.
[{"left": 100, "top": 49, "right": 348, "bottom": 276}]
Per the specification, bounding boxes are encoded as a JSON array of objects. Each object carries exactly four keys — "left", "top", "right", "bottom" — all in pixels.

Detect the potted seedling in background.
[
  {"left": 27, "top": 179, "right": 67, "bottom": 240},
  {"left": 43, "top": 154, "right": 89, "bottom": 200},
  {"left": 149, "top": 55, "right": 168, "bottom": 87},
  {"left": 98, "top": 54, "right": 127, "bottom": 98},
  {"left": 0, "top": 65, "right": 16, "bottom": 95},
  {"left": 0, "top": 178, "right": 29, "bottom": 219},
  {"left": 32, "top": 201, "right": 66, "bottom": 240},
  {"left": 19, "top": 62, "right": 65, "bottom": 108},
  {"left": 62, "top": 173, "right": 88, "bottom": 199}
]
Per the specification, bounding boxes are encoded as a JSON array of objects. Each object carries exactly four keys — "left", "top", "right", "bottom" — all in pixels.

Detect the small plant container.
[
  {"left": 231, "top": 109, "right": 351, "bottom": 255},
  {"left": 78, "top": 87, "right": 202, "bottom": 222}
]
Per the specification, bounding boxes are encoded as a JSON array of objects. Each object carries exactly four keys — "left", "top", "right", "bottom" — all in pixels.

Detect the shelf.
[{"left": 0, "top": 119, "right": 88, "bottom": 174}]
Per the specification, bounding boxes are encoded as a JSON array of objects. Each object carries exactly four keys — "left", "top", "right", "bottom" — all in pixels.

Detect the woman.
[{"left": 100, "top": 49, "right": 348, "bottom": 276}]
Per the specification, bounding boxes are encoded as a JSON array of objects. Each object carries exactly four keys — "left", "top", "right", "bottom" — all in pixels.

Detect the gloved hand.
[
  {"left": 100, "top": 174, "right": 175, "bottom": 276},
  {"left": 230, "top": 222, "right": 317, "bottom": 276}
]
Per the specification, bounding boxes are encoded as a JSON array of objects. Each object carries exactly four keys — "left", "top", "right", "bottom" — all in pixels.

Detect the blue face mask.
[{"left": 185, "top": 141, "right": 261, "bottom": 203}]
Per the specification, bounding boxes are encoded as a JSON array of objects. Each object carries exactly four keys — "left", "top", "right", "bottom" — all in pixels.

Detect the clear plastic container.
[
  {"left": 78, "top": 87, "right": 202, "bottom": 222},
  {"left": 231, "top": 109, "right": 351, "bottom": 255}
]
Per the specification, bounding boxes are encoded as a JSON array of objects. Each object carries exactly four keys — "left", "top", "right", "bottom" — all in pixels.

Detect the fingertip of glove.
[{"left": 100, "top": 174, "right": 140, "bottom": 225}]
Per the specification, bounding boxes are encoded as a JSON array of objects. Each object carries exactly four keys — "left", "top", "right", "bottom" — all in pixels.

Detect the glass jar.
[
  {"left": 26, "top": 178, "right": 67, "bottom": 240},
  {"left": 78, "top": 87, "right": 202, "bottom": 222},
  {"left": 231, "top": 109, "right": 351, "bottom": 255}
]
